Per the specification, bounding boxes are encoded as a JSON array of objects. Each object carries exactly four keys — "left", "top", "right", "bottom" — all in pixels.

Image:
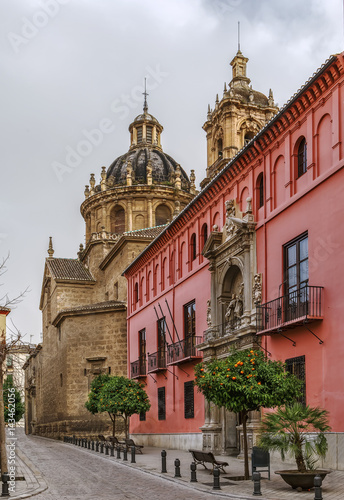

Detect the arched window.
[
  {"left": 244, "top": 131, "right": 255, "bottom": 145},
  {"left": 297, "top": 138, "right": 307, "bottom": 177},
  {"left": 134, "top": 283, "right": 139, "bottom": 304},
  {"left": 146, "top": 126, "right": 152, "bottom": 144},
  {"left": 190, "top": 233, "right": 197, "bottom": 261},
  {"left": 110, "top": 206, "right": 125, "bottom": 233},
  {"left": 155, "top": 204, "right": 171, "bottom": 226},
  {"left": 201, "top": 223, "right": 208, "bottom": 250},
  {"left": 257, "top": 173, "right": 264, "bottom": 209},
  {"left": 217, "top": 138, "right": 223, "bottom": 158}
]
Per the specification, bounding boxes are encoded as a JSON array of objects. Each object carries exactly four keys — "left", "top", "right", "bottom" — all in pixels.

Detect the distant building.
[
  {"left": 124, "top": 50, "right": 344, "bottom": 472},
  {"left": 24, "top": 102, "right": 195, "bottom": 438}
]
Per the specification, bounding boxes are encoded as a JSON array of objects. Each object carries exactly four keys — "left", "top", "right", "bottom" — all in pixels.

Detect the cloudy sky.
[{"left": 1, "top": 0, "right": 343, "bottom": 343}]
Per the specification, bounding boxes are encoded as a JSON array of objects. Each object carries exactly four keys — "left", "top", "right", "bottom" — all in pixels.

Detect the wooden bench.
[
  {"left": 188, "top": 449, "right": 229, "bottom": 473},
  {"left": 124, "top": 438, "right": 144, "bottom": 454},
  {"left": 106, "top": 436, "right": 126, "bottom": 450}
]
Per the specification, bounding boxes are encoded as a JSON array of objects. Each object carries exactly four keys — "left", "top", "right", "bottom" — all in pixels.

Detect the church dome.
[
  {"left": 106, "top": 147, "right": 190, "bottom": 190},
  {"left": 106, "top": 95, "right": 191, "bottom": 191}
]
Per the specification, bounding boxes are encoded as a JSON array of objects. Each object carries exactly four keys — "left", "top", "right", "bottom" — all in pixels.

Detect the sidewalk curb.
[{"left": 10, "top": 448, "right": 48, "bottom": 500}]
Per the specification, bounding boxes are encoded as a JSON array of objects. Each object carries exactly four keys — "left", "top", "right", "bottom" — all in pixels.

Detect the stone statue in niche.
[
  {"left": 206, "top": 299, "right": 212, "bottom": 327},
  {"left": 225, "top": 294, "right": 237, "bottom": 323},
  {"left": 234, "top": 283, "right": 244, "bottom": 319},
  {"left": 253, "top": 273, "right": 262, "bottom": 304}
]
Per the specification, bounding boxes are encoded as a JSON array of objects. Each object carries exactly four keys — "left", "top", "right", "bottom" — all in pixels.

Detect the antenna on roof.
[
  {"left": 238, "top": 21, "right": 240, "bottom": 52},
  {"left": 143, "top": 77, "right": 149, "bottom": 113}
]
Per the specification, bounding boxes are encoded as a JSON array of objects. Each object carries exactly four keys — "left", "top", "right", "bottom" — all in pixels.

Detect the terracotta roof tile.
[{"left": 47, "top": 258, "right": 95, "bottom": 282}]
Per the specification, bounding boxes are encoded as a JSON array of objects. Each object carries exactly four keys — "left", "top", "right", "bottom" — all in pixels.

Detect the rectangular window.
[
  {"left": 157, "top": 318, "right": 166, "bottom": 367},
  {"left": 286, "top": 355, "right": 306, "bottom": 404},
  {"left": 139, "top": 329, "right": 146, "bottom": 374},
  {"left": 184, "top": 381, "right": 194, "bottom": 419},
  {"left": 284, "top": 233, "right": 308, "bottom": 320},
  {"left": 158, "top": 387, "right": 166, "bottom": 420},
  {"left": 137, "top": 126, "right": 143, "bottom": 143},
  {"left": 184, "top": 300, "right": 196, "bottom": 357},
  {"left": 146, "top": 126, "right": 152, "bottom": 144},
  {"left": 184, "top": 300, "right": 196, "bottom": 337},
  {"left": 139, "top": 412, "right": 146, "bottom": 421}
]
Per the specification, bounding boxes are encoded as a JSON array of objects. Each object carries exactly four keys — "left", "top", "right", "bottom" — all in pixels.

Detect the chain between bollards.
[
  {"left": 174, "top": 458, "right": 181, "bottom": 478},
  {"left": 161, "top": 450, "right": 167, "bottom": 473},
  {"left": 190, "top": 461, "right": 197, "bottom": 482},
  {"left": 314, "top": 474, "right": 323, "bottom": 500},
  {"left": 252, "top": 471, "right": 262, "bottom": 496}
]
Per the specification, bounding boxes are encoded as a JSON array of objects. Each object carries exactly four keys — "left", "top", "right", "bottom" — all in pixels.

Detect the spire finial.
[
  {"left": 143, "top": 77, "right": 149, "bottom": 113},
  {"left": 238, "top": 21, "right": 240, "bottom": 52},
  {"left": 48, "top": 236, "right": 54, "bottom": 258}
]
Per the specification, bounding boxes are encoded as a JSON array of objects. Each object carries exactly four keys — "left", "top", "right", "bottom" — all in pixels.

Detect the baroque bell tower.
[{"left": 201, "top": 48, "right": 278, "bottom": 188}]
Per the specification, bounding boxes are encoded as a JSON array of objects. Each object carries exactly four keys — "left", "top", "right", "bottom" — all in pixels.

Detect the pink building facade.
[{"left": 124, "top": 52, "right": 344, "bottom": 467}]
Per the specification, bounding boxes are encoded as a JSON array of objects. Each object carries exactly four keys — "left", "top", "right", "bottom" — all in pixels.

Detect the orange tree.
[
  {"left": 86, "top": 374, "right": 150, "bottom": 438},
  {"left": 194, "top": 348, "right": 303, "bottom": 479}
]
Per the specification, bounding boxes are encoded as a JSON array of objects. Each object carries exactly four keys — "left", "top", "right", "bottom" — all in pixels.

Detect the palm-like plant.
[{"left": 259, "top": 403, "right": 331, "bottom": 473}]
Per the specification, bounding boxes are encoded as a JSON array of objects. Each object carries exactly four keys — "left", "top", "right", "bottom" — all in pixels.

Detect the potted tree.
[{"left": 259, "top": 403, "right": 332, "bottom": 489}]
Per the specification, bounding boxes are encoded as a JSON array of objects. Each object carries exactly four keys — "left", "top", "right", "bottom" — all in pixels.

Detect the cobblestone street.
[
  {"left": 15, "top": 432, "right": 216, "bottom": 500},
  {"left": 10, "top": 429, "right": 344, "bottom": 500}
]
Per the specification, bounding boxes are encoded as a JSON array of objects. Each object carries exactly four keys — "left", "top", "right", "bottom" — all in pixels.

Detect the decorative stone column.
[
  {"left": 201, "top": 402, "right": 222, "bottom": 452},
  {"left": 147, "top": 198, "right": 153, "bottom": 227},
  {"left": 127, "top": 200, "right": 133, "bottom": 232}
]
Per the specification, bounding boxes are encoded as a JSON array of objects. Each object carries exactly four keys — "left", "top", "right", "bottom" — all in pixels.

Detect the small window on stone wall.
[{"left": 155, "top": 205, "right": 171, "bottom": 226}]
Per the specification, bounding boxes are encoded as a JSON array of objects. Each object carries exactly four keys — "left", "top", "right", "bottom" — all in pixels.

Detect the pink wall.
[{"left": 125, "top": 53, "right": 344, "bottom": 437}]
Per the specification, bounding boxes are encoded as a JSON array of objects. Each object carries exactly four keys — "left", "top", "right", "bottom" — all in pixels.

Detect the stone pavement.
[{"left": 4, "top": 430, "right": 344, "bottom": 499}]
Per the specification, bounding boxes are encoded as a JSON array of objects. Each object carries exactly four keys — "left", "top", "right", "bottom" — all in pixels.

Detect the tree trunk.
[
  {"left": 241, "top": 410, "right": 249, "bottom": 480},
  {"left": 112, "top": 414, "right": 116, "bottom": 437},
  {"left": 0, "top": 364, "right": 8, "bottom": 474}
]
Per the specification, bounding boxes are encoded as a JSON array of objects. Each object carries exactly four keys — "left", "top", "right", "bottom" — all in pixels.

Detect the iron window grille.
[
  {"left": 184, "top": 381, "right": 194, "bottom": 419},
  {"left": 158, "top": 387, "right": 166, "bottom": 420},
  {"left": 286, "top": 355, "right": 306, "bottom": 404}
]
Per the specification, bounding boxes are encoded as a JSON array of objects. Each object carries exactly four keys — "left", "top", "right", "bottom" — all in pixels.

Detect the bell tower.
[{"left": 201, "top": 49, "right": 279, "bottom": 188}]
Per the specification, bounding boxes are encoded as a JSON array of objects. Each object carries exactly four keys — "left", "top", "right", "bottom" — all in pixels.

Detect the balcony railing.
[
  {"left": 148, "top": 349, "right": 167, "bottom": 373},
  {"left": 130, "top": 357, "right": 146, "bottom": 379},
  {"left": 167, "top": 336, "right": 203, "bottom": 365},
  {"left": 257, "top": 285, "right": 323, "bottom": 335}
]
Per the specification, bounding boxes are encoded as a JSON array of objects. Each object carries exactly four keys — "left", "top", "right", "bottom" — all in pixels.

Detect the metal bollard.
[
  {"left": 95, "top": 441, "right": 99, "bottom": 452},
  {"left": 314, "top": 474, "right": 323, "bottom": 500},
  {"left": 161, "top": 450, "right": 167, "bottom": 473},
  {"left": 174, "top": 458, "right": 181, "bottom": 478},
  {"left": 73, "top": 434, "right": 76, "bottom": 444},
  {"left": 100, "top": 443, "right": 104, "bottom": 453},
  {"left": 1, "top": 473, "right": 10, "bottom": 497},
  {"left": 105, "top": 444, "right": 109, "bottom": 455},
  {"left": 88, "top": 440, "right": 91, "bottom": 450},
  {"left": 252, "top": 471, "right": 262, "bottom": 496},
  {"left": 131, "top": 445, "right": 136, "bottom": 463},
  {"left": 116, "top": 446, "right": 121, "bottom": 459},
  {"left": 123, "top": 447, "right": 128, "bottom": 461},
  {"left": 190, "top": 462, "right": 197, "bottom": 482},
  {"left": 213, "top": 467, "right": 221, "bottom": 490},
  {"left": 110, "top": 445, "right": 114, "bottom": 457}
]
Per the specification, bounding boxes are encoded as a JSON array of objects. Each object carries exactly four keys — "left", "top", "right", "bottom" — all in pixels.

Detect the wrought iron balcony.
[
  {"left": 148, "top": 349, "right": 167, "bottom": 373},
  {"left": 130, "top": 357, "right": 146, "bottom": 379},
  {"left": 167, "top": 336, "right": 203, "bottom": 365},
  {"left": 257, "top": 285, "right": 323, "bottom": 335}
]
